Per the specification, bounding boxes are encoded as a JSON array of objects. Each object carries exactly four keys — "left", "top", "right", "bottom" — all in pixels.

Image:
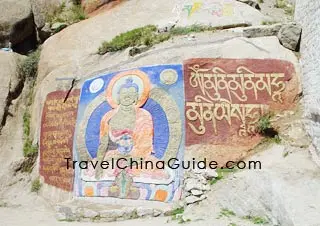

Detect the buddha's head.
[{"left": 118, "top": 77, "right": 139, "bottom": 107}]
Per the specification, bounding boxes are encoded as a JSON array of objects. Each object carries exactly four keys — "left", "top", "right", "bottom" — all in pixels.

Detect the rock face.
[
  {"left": 243, "top": 23, "right": 282, "bottom": 38},
  {"left": 236, "top": 0, "right": 260, "bottom": 10},
  {"left": 81, "top": 0, "right": 122, "bottom": 14},
  {"left": 34, "top": 0, "right": 268, "bottom": 83},
  {"left": 0, "top": 0, "right": 37, "bottom": 53},
  {"left": 183, "top": 145, "right": 320, "bottom": 226},
  {"left": 30, "top": 0, "right": 67, "bottom": 29},
  {"left": 0, "top": 51, "right": 24, "bottom": 127},
  {"left": 175, "top": 0, "right": 267, "bottom": 27},
  {"left": 277, "top": 23, "right": 302, "bottom": 51},
  {"left": 295, "top": 0, "right": 320, "bottom": 165},
  {"left": 33, "top": 33, "right": 301, "bottom": 201},
  {"left": 0, "top": 51, "right": 26, "bottom": 203}
]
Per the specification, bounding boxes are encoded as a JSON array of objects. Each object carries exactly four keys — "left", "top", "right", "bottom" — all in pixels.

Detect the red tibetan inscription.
[
  {"left": 40, "top": 90, "right": 80, "bottom": 191},
  {"left": 184, "top": 58, "right": 297, "bottom": 146}
]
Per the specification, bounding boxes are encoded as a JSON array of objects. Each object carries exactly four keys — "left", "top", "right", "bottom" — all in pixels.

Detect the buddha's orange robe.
[{"left": 99, "top": 107, "right": 154, "bottom": 158}]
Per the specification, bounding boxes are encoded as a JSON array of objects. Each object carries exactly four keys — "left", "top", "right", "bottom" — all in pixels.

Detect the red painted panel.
[
  {"left": 39, "top": 90, "right": 80, "bottom": 191},
  {"left": 184, "top": 58, "right": 298, "bottom": 147}
]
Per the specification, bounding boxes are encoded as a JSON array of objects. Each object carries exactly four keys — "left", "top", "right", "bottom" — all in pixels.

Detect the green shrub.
[
  {"left": 258, "top": 0, "right": 264, "bottom": 3},
  {"left": 257, "top": 114, "right": 272, "bottom": 134},
  {"left": 171, "top": 207, "right": 184, "bottom": 216},
  {"left": 98, "top": 24, "right": 216, "bottom": 55},
  {"left": 18, "top": 49, "right": 40, "bottom": 81},
  {"left": 98, "top": 25, "right": 161, "bottom": 54},
  {"left": 31, "top": 178, "right": 41, "bottom": 193},
  {"left": 170, "top": 24, "right": 215, "bottom": 36},
  {"left": 23, "top": 110, "right": 38, "bottom": 158},
  {"left": 47, "top": 3, "right": 87, "bottom": 26},
  {"left": 23, "top": 112, "right": 31, "bottom": 137},
  {"left": 23, "top": 138, "right": 38, "bottom": 158}
]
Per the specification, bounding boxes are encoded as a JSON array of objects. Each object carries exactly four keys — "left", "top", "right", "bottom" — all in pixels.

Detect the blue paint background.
[{"left": 75, "top": 65, "right": 185, "bottom": 160}]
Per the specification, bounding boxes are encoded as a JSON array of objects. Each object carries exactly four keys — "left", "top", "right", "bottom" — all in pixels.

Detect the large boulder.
[
  {"left": 0, "top": 51, "right": 26, "bottom": 198},
  {"left": 35, "top": 0, "right": 269, "bottom": 84},
  {"left": 277, "top": 22, "right": 302, "bottom": 51},
  {"left": 175, "top": 0, "right": 267, "bottom": 27},
  {"left": 183, "top": 145, "right": 320, "bottom": 226},
  {"left": 81, "top": 0, "right": 123, "bottom": 14},
  {"left": 30, "top": 0, "right": 69, "bottom": 29},
  {"left": 32, "top": 0, "right": 297, "bottom": 202},
  {"left": 0, "top": 0, "right": 36, "bottom": 53},
  {"left": 0, "top": 51, "right": 25, "bottom": 125},
  {"left": 33, "top": 33, "right": 300, "bottom": 168}
]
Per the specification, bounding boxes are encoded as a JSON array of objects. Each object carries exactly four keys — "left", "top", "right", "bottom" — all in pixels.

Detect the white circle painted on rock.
[
  {"left": 89, "top": 78, "right": 104, "bottom": 93},
  {"left": 160, "top": 69, "right": 178, "bottom": 85}
]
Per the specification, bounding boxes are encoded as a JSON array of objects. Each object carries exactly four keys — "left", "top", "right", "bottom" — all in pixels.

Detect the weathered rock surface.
[
  {"left": 35, "top": 0, "right": 268, "bottom": 82},
  {"left": 236, "top": 0, "right": 260, "bottom": 10},
  {"left": 175, "top": 0, "right": 268, "bottom": 27},
  {"left": 295, "top": 0, "right": 320, "bottom": 164},
  {"left": 0, "top": 51, "right": 25, "bottom": 127},
  {"left": 32, "top": 32, "right": 301, "bottom": 179},
  {"left": 277, "top": 23, "right": 302, "bottom": 51},
  {"left": 243, "top": 23, "right": 282, "bottom": 38},
  {"left": 53, "top": 200, "right": 169, "bottom": 222},
  {"left": 81, "top": 0, "right": 122, "bottom": 14},
  {"left": 0, "top": 0, "right": 36, "bottom": 52},
  {"left": 30, "top": 0, "right": 67, "bottom": 29},
  {"left": 183, "top": 145, "right": 320, "bottom": 226}
]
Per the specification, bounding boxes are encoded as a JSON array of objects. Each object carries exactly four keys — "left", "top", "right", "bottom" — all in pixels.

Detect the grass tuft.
[
  {"left": 209, "top": 168, "right": 238, "bottom": 185},
  {"left": 17, "top": 49, "right": 40, "bottom": 81},
  {"left": 274, "top": 0, "right": 294, "bottom": 16},
  {"left": 256, "top": 113, "right": 280, "bottom": 143},
  {"left": 218, "top": 208, "right": 236, "bottom": 218},
  {"left": 46, "top": 2, "right": 87, "bottom": 30},
  {"left": 171, "top": 207, "right": 184, "bottom": 216},
  {"left": 243, "top": 215, "right": 269, "bottom": 224},
  {"left": 170, "top": 24, "right": 216, "bottom": 36},
  {"left": 31, "top": 178, "right": 41, "bottom": 193},
  {"left": 98, "top": 24, "right": 216, "bottom": 55},
  {"left": 261, "top": 20, "right": 280, "bottom": 25}
]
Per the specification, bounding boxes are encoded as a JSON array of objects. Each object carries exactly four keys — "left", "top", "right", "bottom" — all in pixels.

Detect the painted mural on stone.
[
  {"left": 74, "top": 65, "right": 184, "bottom": 202},
  {"left": 40, "top": 90, "right": 80, "bottom": 191},
  {"left": 183, "top": 58, "right": 299, "bottom": 163},
  {"left": 174, "top": 0, "right": 234, "bottom": 18}
]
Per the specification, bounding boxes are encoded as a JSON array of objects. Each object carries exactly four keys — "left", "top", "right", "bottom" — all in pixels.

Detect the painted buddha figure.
[{"left": 95, "top": 77, "right": 161, "bottom": 179}]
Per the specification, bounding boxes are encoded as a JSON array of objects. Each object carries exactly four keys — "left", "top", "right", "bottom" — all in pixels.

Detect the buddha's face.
[{"left": 118, "top": 87, "right": 138, "bottom": 106}]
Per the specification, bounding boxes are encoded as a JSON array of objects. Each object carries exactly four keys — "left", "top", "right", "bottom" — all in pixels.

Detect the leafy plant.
[
  {"left": 17, "top": 49, "right": 41, "bottom": 81},
  {"left": 243, "top": 215, "right": 269, "bottom": 224},
  {"left": 169, "top": 24, "right": 216, "bottom": 36},
  {"left": 98, "top": 25, "right": 168, "bottom": 54},
  {"left": 46, "top": 2, "right": 87, "bottom": 27},
  {"left": 256, "top": 113, "right": 280, "bottom": 141},
  {"left": 218, "top": 208, "right": 235, "bottom": 218},
  {"left": 171, "top": 207, "right": 184, "bottom": 215},
  {"left": 31, "top": 178, "right": 41, "bottom": 193},
  {"left": 98, "top": 24, "right": 217, "bottom": 55},
  {"left": 209, "top": 168, "right": 238, "bottom": 185},
  {"left": 23, "top": 138, "right": 38, "bottom": 158}
]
